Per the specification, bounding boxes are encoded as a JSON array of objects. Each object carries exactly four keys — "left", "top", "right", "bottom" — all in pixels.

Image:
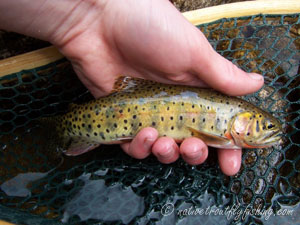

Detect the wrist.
[{"left": 0, "top": 0, "right": 108, "bottom": 45}]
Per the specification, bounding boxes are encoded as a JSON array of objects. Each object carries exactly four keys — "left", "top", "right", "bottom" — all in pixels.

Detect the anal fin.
[{"left": 63, "top": 136, "right": 100, "bottom": 156}]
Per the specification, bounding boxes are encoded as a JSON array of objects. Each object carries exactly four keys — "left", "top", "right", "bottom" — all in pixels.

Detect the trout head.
[{"left": 230, "top": 111, "right": 283, "bottom": 148}]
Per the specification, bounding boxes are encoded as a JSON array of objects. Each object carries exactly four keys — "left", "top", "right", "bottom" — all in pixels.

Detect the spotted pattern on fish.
[{"left": 47, "top": 77, "right": 283, "bottom": 156}]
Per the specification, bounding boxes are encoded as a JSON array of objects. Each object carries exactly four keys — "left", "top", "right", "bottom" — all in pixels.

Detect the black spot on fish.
[
  {"left": 90, "top": 107, "right": 93, "bottom": 110},
  {"left": 85, "top": 106, "right": 88, "bottom": 110},
  {"left": 86, "top": 133, "right": 90, "bottom": 137},
  {"left": 170, "top": 116, "right": 173, "bottom": 120},
  {"left": 124, "top": 126, "right": 128, "bottom": 130},
  {"left": 171, "top": 126, "right": 174, "bottom": 130},
  {"left": 207, "top": 106, "right": 210, "bottom": 110},
  {"left": 167, "top": 107, "right": 170, "bottom": 111},
  {"left": 100, "top": 132, "right": 105, "bottom": 140},
  {"left": 192, "top": 105, "right": 195, "bottom": 108},
  {"left": 73, "top": 124, "right": 76, "bottom": 129},
  {"left": 119, "top": 109, "right": 123, "bottom": 113},
  {"left": 203, "top": 118, "right": 206, "bottom": 122},
  {"left": 79, "top": 111, "right": 81, "bottom": 114},
  {"left": 247, "top": 132, "right": 250, "bottom": 136},
  {"left": 139, "top": 122, "right": 142, "bottom": 126},
  {"left": 135, "top": 106, "right": 138, "bottom": 110},
  {"left": 77, "top": 125, "right": 80, "bottom": 129},
  {"left": 181, "top": 103, "right": 184, "bottom": 106},
  {"left": 256, "top": 120, "right": 260, "bottom": 132},
  {"left": 192, "top": 118, "right": 195, "bottom": 123},
  {"left": 152, "top": 122, "right": 156, "bottom": 126},
  {"left": 124, "top": 120, "right": 128, "bottom": 123},
  {"left": 133, "top": 115, "right": 137, "bottom": 119},
  {"left": 236, "top": 132, "right": 240, "bottom": 135},
  {"left": 93, "top": 120, "right": 95, "bottom": 123},
  {"left": 106, "top": 129, "right": 110, "bottom": 133},
  {"left": 226, "top": 101, "right": 229, "bottom": 105},
  {"left": 128, "top": 108, "right": 131, "bottom": 112},
  {"left": 211, "top": 126, "right": 214, "bottom": 130},
  {"left": 179, "top": 116, "right": 183, "bottom": 120},
  {"left": 142, "top": 108, "right": 145, "bottom": 111},
  {"left": 88, "top": 124, "right": 92, "bottom": 129},
  {"left": 161, "top": 117, "right": 164, "bottom": 121},
  {"left": 97, "top": 124, "right": 101, "bottom": 128},
  {"left": 82, "top": 123, "right": 85, "bottom": 127},
  {"left": 114, "top": 123, "right": 117, "bottom": 128},
  {"left": 112, "top": 115, "right": 115, "bottom": 118},
  {"left": 94, "top": 132, "right": 97, "bottom": 136},
  {"left": 83, "top": 115, "right": 86, "bottom": 119}
]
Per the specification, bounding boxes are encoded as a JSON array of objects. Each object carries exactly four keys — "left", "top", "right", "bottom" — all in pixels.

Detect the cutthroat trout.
[{"left": 42, "top": 77, "right": 283, "bottom": 156}]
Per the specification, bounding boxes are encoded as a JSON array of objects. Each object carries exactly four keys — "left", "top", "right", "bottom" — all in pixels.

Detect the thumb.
[{"left": 192, "top": 32, "right": 264, "bottom": 96}]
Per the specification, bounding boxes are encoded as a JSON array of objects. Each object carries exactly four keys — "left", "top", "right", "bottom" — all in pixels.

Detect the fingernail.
[
  {"left": 249, "top": 73, "right": 263, "bottom": 81},
  {"left": 158, "top": 147, "right": 174, "bottom": 159},
  {"left": 143, "top": 138, "right": 155, "bottom": 150}
]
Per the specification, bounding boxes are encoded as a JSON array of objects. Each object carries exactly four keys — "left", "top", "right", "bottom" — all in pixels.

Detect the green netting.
[{"left": 0, "top": 14, "right": 299, "bottom": 225}]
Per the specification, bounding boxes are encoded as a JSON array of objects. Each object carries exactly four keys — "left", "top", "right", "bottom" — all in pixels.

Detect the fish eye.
[{"left": 267, "top": 124, "right": 275, "bottom": 129}]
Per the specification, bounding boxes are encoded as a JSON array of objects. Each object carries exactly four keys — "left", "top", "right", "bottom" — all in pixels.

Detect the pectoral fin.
[
  {"left": 188, "top": 127, "right": 236, "bottom": 148},
  {"left": 63, "top": 137, "right": 100, "bottom": 156}
]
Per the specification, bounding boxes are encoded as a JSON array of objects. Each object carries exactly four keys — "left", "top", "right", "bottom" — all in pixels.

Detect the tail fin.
[{"left": 36, "top": 116, "right": 66, "bottom": 155}]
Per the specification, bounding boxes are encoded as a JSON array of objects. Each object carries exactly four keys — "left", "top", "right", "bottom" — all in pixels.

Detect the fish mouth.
[
  {"left": 248, "top": 130, "right": 283, "bottom": 148},
  {"left": 263, "top": 129, "right": 282, "bottom": 141}
]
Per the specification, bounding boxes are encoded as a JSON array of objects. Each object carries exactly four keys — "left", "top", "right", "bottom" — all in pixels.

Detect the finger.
[
  {"left": 192, "top": 30, "right": 264, "bottom": 96},
  {"left": 152, "top": 137, "right": 180, "bottom": 164},
  {"left": 218, "top": 148, "right": 242, "bottom": 176},
  {"left": 179, "top": 137, "right": 208, "bottom": 165},
  {"left": 120, "top": 127, "right": 158, "bottom": 159}
]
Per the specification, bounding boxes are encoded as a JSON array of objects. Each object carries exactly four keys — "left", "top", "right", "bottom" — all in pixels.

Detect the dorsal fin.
[
  {"left": 111, "top": 76, "right": 135, "bottom": 93},
  {"left": 110, "top": 76, "right": 157, "bottom": 94}
]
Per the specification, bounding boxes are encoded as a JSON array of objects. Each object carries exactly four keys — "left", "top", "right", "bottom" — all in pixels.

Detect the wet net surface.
[{"left": 0, "top": 14, "right": 299, "bottom": 225}]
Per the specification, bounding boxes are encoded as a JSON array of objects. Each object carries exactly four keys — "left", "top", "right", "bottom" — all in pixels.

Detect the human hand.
[
  {"left": 0, "top": 0, "right": 264, "bottom": 175},
  {"left": 53, "top": 0, "right": 263, "bottom": 176}
]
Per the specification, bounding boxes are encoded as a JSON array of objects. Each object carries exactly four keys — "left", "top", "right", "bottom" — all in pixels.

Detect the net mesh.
[{"left": 0, "top": 14, "right": 299, "bottom": 225}]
